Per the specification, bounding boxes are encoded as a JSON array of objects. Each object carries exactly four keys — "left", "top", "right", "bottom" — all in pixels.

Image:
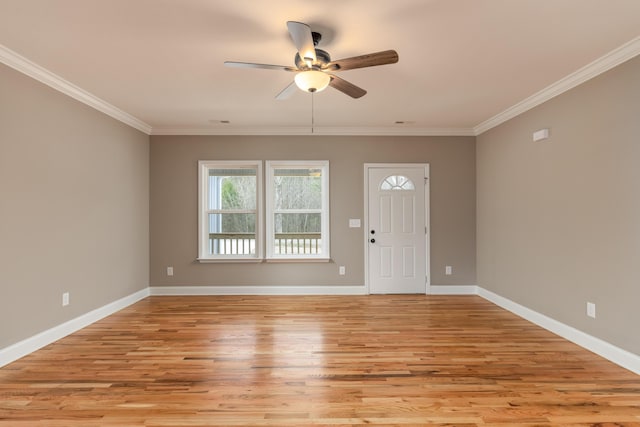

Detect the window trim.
[
  {"left": 197, "top": 160, "right": 263, "bottom": 262},
  {"left": 265, "top": 160, "right": 330, "bottom": 260}
]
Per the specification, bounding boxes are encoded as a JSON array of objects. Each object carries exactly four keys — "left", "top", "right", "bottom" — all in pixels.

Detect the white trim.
[
  {"left": 265, "top": 160, "right": 330, "bottom": 260},
  {"left": 0, "top": 288, "right": 149, "bottom": 368},
  {"left": 429, "top": 285, "right": 478, "bottom": 295},
  {"left": 196, "top": 258, "right": 263, "bottom": 263},
  {"left": 150, "top": 285, "right": 366, "bottom": 296},
  {"left": 0, "top": 44, "right": 152, "bottom": 135},
  {"left": 197, "top": 160, "right": 263, "bottom": 261},
  {"left": 4, "top": 35, "right": 639, "bottom": 139},
  {"left": 474, "top": 36, "right": 640, "bottom": 135},
  {"left": 151, "top": 127, "right": 476, "bottom": 136},
  {"left": 478, "top": 287, "right": 640, "bottom": 375},
  {"left": 424, "top": 166, "right": 431, "bottom": 293},
  {"left": 2, "top": 284, "right": 638, "bottom": 376},
  {"left": 364, "top": 163, "right": 430, "bottom": 295}
]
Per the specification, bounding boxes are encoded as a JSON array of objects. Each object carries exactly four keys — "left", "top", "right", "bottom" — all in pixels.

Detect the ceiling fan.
[{"left": 224, "top": 21, "right": 399, "bottom": 100}]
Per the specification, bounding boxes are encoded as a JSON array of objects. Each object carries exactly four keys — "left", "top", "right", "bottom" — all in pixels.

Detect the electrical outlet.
[
  {"left": 167, "top": 266, "right": 174, "bottom": 276},
  {"left": 62, "top": 292, "right": 70, "bottom": 307},
  {"left": 587, "top": 302, "right": 596, "bottom": 318},
  {"left": 339, "top": 266, "right": 346, "bottom": 275},
  {"left": 445, "top": 265, "right": 452, "bottom": 275}
]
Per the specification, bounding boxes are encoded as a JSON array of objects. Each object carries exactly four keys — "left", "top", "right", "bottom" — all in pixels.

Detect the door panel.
[
  {"left": 380, "top": 246, "right": 392, "bottom": 277},
  {"left": 402, "top": 196, "right": 414, "bottom": 233},
  {"left": 379, "top": 195, "right": 392, "bottom": 233},
  {"left": 368, "top": 167, "right": 427, "bottom": 294},
  {"left": 402, "top": 246, "right": 415, "bottom": 277}
]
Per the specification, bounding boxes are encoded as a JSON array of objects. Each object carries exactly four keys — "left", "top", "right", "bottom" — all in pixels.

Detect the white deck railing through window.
[{"left": 209, "top": 233, "right": 322, "bottom": 255}]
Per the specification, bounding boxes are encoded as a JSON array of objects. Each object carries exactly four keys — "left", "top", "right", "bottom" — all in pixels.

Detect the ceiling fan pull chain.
[{"left": 311, "top": 91, "right": 315, "bottom": 134}]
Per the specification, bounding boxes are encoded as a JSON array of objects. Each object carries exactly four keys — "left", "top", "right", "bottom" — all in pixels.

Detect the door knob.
[
  {"left": 370, "top": 230, "right": 375, "bottom": 234},
  {"left": 370, "top": 238, "right": 375, "bottom": 243}
]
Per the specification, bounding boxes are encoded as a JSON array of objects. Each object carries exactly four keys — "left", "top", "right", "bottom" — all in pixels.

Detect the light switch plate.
[
  {"left": 349, "top": 219, "right": 361, "bottom": 228},
  {"left": 587, "top": 302, "right": 596, "bottom": 318},
  {"left": 533, "top": 128, "right": 550, "bottom": 142}
]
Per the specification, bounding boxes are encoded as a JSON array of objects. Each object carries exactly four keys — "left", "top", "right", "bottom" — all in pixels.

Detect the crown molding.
[
  {"left": 474, "top": 36, "right": 640, "bottom": 135},
  {"left": 150, "top": 126, "right": 476, "bottom": 137},
  {"left": 5, "top": 34, "right": 638, "bottom": 139},
  {"left": 0, "top": 44, "right": 152, "bottom": 135}
]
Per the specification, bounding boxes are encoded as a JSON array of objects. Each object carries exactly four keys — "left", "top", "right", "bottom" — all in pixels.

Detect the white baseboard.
[
  {"left": 3, "top": 284, "right": 638, "bottom": 376},
  {"left": 477, "top": 287, "right": 640, "bottom": 375},
  {"left": 0, "top": 287, "right": 150, "bottom": 368},
  {"left": 429, "top": 285, "right": 478, "bottom": 295},
  {"left": 150, "top": 285, "right": 367, "bottom": 296}
]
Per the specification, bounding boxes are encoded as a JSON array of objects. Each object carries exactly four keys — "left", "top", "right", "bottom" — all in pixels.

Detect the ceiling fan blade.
[
  {"left": 327, "top": 50, "right": 399, "bottom": 71},
  {"left": 224, "top": 61, "right": 297, "bottom": 72},
  {"left": 275, "top": 81, "right": 298, "bottom": 100},
  {"left": 329, "top": 75, "right": 367, "bottom": 99},
  {"left": 287, "top": 21, "right": 317, "bottom": 64}
]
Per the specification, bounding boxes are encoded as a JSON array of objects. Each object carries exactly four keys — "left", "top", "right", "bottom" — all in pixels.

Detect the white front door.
[{"left": 366, "top": 165, "right": 428, "bottom": 294}]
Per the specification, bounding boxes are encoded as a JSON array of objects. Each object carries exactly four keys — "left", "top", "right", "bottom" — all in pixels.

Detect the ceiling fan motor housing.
[{"left": 295, "top": 49, "right": 331, "bottom": 69}]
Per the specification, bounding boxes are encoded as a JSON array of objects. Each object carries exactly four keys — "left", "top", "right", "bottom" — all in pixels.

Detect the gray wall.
[
  {"left": 0, "top": 63, "right": 150, "bottom": 349},
  {"left": 150, "top": 135, "right": 476, "bottom": 288},
  {"left": 477, "top": 55, "right": 640, "bottom": 355},
  {"left": 3, "top": 44, "right": 638, "bottom": 360}
]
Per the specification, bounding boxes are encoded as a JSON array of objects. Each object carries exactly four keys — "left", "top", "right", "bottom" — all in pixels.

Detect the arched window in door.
[{"left": 380, "top": 175, "right": 415, "bottom": 190}]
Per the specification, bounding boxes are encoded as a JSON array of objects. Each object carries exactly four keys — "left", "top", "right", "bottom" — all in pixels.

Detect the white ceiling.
[{"left": 1, "top": 0, "right": 639, "bottom": 136}]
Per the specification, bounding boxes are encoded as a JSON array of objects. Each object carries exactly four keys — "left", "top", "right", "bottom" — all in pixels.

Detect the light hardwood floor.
[{"left": 1, "top": 295, "right": 639, "bottom": 426}]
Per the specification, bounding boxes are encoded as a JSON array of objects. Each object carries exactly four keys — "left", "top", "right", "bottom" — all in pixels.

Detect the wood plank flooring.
[{"left": 1, "top": 295, "right": 639, "bottom": 426}]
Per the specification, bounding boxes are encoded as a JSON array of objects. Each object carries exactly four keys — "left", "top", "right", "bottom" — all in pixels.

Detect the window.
[
  {"left": 266, "top": 161, "right": 330, "bottom": 260},
  {"left": 198, "top": 161, "right": 262, "bottom": 261},
  {"left": 198, "top": 160, "right": 329, "bottom": 262},
  {"left": 380, "top": 175, "right": 415, "bottom": 190}
]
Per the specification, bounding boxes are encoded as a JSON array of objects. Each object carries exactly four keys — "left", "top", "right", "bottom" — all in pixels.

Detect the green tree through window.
[{"left": 220, "top": 177, "right": 255, "bottom": 234}]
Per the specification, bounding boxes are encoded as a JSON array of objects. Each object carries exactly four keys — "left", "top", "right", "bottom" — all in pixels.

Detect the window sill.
[
  {"left": 197, "top": 258, "right": 263, "bottom": 264},
  {"left": 197, "top": 257, "right": 332, "bottom": 264},
  {"left": 265, "top": 258, "right": 331, "bottom": 263}
]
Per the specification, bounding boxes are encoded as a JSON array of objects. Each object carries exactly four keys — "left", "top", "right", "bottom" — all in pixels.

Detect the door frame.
[{"left": 363, "top": 163, "right": 431, "bottom": 295}]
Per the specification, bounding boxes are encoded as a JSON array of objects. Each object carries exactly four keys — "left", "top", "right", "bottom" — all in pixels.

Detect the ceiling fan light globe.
[{"left": 295, "top": 70, "right": 330, "bottom": 93}]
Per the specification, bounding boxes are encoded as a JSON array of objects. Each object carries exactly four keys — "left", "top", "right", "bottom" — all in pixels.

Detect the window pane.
[
  {"left": 380, "top": 175, "right": 415, "bottom": 190},
  {"left": 208, "top": 213, "right": 256, "bottom": 255},
  {"left": 265, "top": 161, "right": 328, "bottom": 259},
  {"left": 273, "top": 169, "right": 322, "bottom": 210},
  {"left": 273, "top": 213, "right": 322, "bottom": 255},
  {"left": 208, "top": 169, "right": 256, "bottom": 210},
  {"left": 274, "top": 213, "right": 321, "bottom": 233},
  {"left": 209, "top": 213, "right": 256, "bottom": 233}
]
